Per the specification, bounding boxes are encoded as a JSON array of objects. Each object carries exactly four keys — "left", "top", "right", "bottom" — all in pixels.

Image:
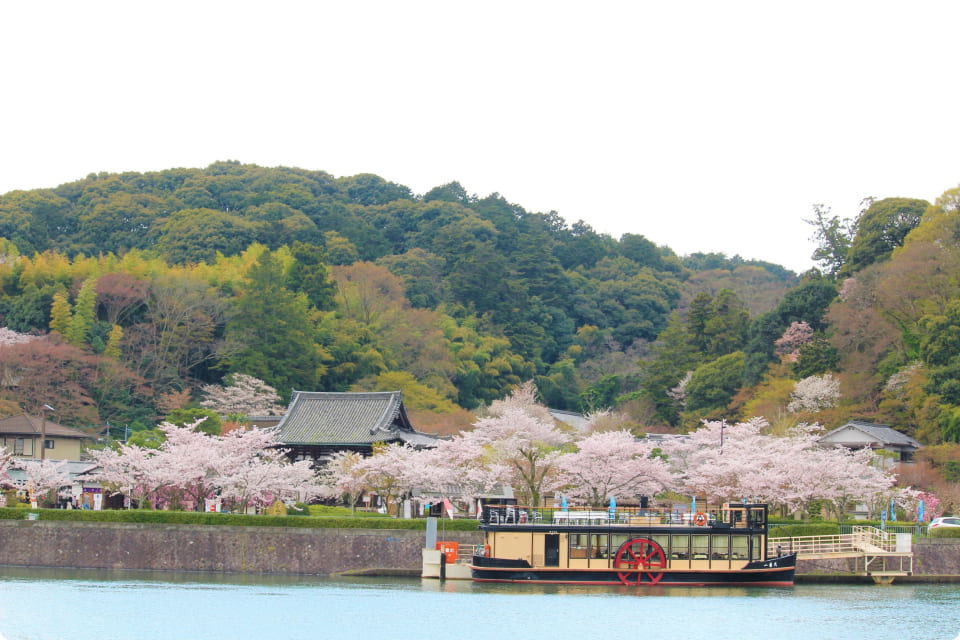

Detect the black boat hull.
[{"left": 471, "top": 553, "right": 797, "bottom": 587}]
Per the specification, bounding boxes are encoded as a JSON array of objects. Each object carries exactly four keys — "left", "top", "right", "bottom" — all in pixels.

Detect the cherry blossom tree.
[
  {"left": 90, "top": 419, "right": 322, "bottom": 512},
  {"left": 884, "top": 363, "right": 922, "bottom": 398},
  {"left": 666, "top": 372, "right": 692, "bottom": 409},
  {"left": 218, "top": 448, "right": 320, "bottom": 512},
  {"left": 352, "top": 442, "right": 421, "bottom": 513},
  {"left": 815, "top": 445, "right": 897, "bottom": 520},
  {"left": 342, "top": 403, "right": 570, "bottom": 510},
  {"left": 659, "top": 418, "right": 899, "bottom": 519},
  {"left": 554, "top": 430, "right": 673, "bottom": 507},
  {"left": 912, "top": 491, "right": 942, "bottom": 521},
  {"left": 485, "top": 380, "right": 555, "bottom": 424},
  {"left": 87, "top": 442, "right": 172, "bottom": 509},
  {"left": 661, "top": 418, "right": 772, "bottom": 504},
  {"left": 404, "top": 436, "right": 509, "bottom": 514},
  {"left": 319, "top": 450, "right": 368, "bottom": 510},
  {"left": 466, "top": 406, "right": 571, "bottom": 506},
  {"left": 0, "top": 327, "right": 35, "bottom": 346},
  {"left": 787, "top": 374, "right": 841, "bottom": 413},
  {"left": 1, "top": 445, "right": 14, "bottom": 486},
  {"left": 15, "top": 458, "right": 71, "bottom": 506},
  {"left": 774, "top": 321, "right": 814, "bottom": 360},
  {"left": 199, "top": 374, "right": 285, "bottom": 416},
  {"left": 582, "top": 410, "right": 633, "bottom": 433}
]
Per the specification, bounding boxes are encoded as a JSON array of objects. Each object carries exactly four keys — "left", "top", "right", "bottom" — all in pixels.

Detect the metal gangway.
[{"left": 769, "top": 526, "right": 913, "bottom": 584}]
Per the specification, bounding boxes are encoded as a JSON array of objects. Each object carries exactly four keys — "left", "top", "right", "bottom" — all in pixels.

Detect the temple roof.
[{"left": 275, "top": 390, "right": 438, "bottom": 447}]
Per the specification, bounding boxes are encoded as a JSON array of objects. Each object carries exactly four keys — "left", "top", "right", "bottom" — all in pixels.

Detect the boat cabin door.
[{"left": 544, "top": 534, "right": 560, "bottom": 566}]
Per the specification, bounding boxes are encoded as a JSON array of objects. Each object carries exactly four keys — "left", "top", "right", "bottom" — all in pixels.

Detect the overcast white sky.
[{"left": 2, "top": 2, "right": 959, "bottom": 274}]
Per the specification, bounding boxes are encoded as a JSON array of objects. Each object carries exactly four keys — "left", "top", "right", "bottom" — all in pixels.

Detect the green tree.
[
  {"left": 634, "top": 312, "right": 702, "bottom": 425},
  {"left": 793, "top": 334, "right": 840, "bottom": 378},
  {"left": 618, "top": 233, "right": 665, "bottom": 270},
  {"left": 156, "top": 209, "right": 257, "bottom": 264},
  {"left": 323, "top": 230, "right": 359, "bottom": 265},
  {"left": 337, "top": 173, "right": 412, "bottom": 206},
  {"left": 685, "top": 351, "right": 746, "bottom": 414},
  {"left": 535, "top": 358, "right": 582, "bottom": 410},
  {"left": 225, "top": 251, "right": 330, "bottom": 399},
  {"left": 377, "top": 248, "right": 445, "bottom": 309},
  {"left": 66, "top": 277, "right": 98, "bottom": 347},
  {"left": 104, "top": 324, "right": 124, "bottom": 360},
  {"left": 286, "top": 241, "right": 337, "bottom": 311},
  {"left": 703, "top": 289, "right": 750, "bottom": 357},
  {"left": 423, "top": 181, "right": 473, "bottom": 204},
  {"left": 805, "top": 203, "right": 858, "bottom": 277},
  {"left": 553, "top": 220, "right": 617, "bottom": 270},
  {"left": 165, "top": 407, "right": 223, "bottom": 436},
  {"left": 686, "top": 292, "right": 714, "bottom": 353},
  {"left": 49, "top": 291, "right": 72, "bottom": 336},
  {"left": 843, "top": 197, "right": 929, "bottom": 275}
]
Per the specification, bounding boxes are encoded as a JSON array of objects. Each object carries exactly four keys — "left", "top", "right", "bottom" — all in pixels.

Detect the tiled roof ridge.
[
  {"left": 823, "top": 420, "right": 921, "bottom": 447},
  {"left": 276, "top": 390, "right": 414, "bottom": 446}
]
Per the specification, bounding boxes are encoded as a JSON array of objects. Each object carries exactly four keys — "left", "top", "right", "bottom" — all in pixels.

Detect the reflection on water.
[{"left": 0, "top": 567, "right": 958, "bottom": 640}]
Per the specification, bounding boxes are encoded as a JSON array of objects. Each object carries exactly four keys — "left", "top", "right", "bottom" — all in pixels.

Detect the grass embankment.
[{"left": 0, "top": 505, "right": 482, "bottom": 531}]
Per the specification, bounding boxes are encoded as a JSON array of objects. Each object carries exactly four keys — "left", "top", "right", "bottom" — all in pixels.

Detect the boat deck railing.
[{"left": 480, "top": 504, "right": 767, "bottom": 530}]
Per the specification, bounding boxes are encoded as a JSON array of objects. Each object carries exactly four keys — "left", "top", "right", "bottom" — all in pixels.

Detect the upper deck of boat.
[{"left": 480, "top": 504, "right": 769, "bottom": 533}]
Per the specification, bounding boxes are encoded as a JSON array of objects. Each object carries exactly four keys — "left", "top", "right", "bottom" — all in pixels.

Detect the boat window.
[
  {"left": 671, "top": 535, "right": 689, "bottom": 560},
  {"left": 569, "top": 534, "right": 588, "bottom": 559},
  {"left": 731, "top": 535, "right": 749, "bottom": 560},
  {"left": 751, "top": 535, "right": 763, "bottom": 561},
  {"left": 649, "top": 534, "right": 668, "bottom": 553},
  {"left": 711, "top": 535, "right": 730, "bottom": 560},
  {"left": 691, "top": 534, "right": 709, "bottom": 560},
  {"left": 590, "top": 534, "right": 609, "bottom": 558},
  {"left": 610, "top": 534, "right": 630, "bottom": 553}
]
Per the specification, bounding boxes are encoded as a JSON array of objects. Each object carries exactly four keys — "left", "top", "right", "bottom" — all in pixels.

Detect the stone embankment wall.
[
  {"left": 2, "top": 521, "right": 958, "bottom": 579},
  {"left": 912, "top": 538, "right": 960, "bottom": 576},
  {"left": 0, "top": 520, "right": 480, "bottom": 575}
]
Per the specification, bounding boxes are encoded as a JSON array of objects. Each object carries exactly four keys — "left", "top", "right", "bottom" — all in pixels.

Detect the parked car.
[{"left": 928, "top": 516, "right": 960, "bottom": 529}]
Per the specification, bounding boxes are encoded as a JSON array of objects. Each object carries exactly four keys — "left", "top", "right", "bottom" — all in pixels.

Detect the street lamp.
[{"left": 40, "top": 404, "right": 54, "bottom": 461}]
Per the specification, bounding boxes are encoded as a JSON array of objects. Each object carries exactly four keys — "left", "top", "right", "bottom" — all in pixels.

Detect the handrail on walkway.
[{"left": 769, "top": 526, "right": 905, "bottom": 558}]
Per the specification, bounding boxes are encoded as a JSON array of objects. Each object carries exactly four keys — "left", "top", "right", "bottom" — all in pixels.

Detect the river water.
[{"left": 1, "top": 568, "right": 958, "bottom": 640}]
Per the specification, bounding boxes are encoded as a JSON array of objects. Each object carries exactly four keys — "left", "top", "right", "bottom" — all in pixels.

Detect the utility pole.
[{"left": 40, "top": 403, "right": 54, "bottom": 461}]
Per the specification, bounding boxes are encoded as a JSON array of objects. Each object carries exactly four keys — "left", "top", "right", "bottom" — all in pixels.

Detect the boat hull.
[{"left": 471, "top": 553, "right": 797, "bottom": 587}]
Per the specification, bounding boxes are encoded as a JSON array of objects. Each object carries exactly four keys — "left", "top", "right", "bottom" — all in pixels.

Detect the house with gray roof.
[
  {"left": 0, "top": 414, "right": 91, "bottom": 461},
  {"left": 818, "top": 420, "right": 921, "bottom": 463},
  {"left": 275, "top": 390, "right": 440, "bottom": 464}
]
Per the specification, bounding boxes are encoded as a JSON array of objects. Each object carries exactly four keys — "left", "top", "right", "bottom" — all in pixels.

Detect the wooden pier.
[{"left": 770, "top": 526, "right": 912, "bottom": 584}]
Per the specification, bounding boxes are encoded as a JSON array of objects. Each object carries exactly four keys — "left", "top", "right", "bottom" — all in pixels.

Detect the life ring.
[{"left": 693, "top": 512, "right": 708, "bottom": 526}]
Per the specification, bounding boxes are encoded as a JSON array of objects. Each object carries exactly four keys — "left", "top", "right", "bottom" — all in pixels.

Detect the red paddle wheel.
[{"left": 614, "top": 538, "right": 666, "bottom": 585}]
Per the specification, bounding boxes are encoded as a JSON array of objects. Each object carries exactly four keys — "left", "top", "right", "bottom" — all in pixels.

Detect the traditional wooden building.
[{"left": 274, "top": 390, "right": 440, "bottom": 464}]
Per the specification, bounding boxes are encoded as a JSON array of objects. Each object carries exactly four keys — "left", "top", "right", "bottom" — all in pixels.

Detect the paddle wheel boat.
[{"left": 471, "top": 502, "right": 796, "bottom": 587}]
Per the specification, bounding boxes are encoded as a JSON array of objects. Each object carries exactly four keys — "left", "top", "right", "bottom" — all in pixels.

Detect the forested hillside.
[
  {"left": 0, "top": 162, "right": 792, "bottom": 433},
  {"left": 2, "top": 162, "right": 960, "bottom": 469}
]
